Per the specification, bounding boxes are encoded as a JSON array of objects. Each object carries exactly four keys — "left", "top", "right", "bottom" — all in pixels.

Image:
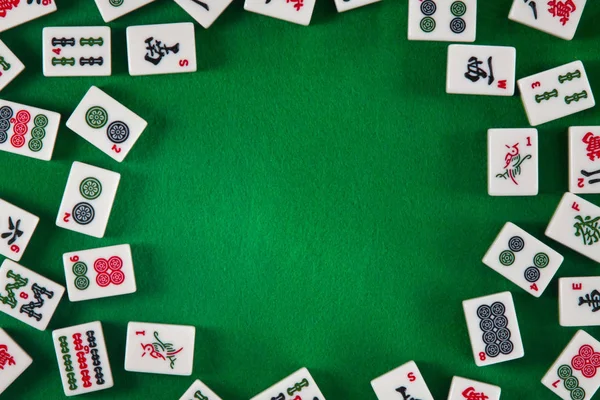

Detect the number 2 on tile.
[
  {"left": 111, "top": 145, "right": 121, "bottom": 153},
  {"left": 579, "top": 178, "right": 584, "bottom": 188},
  {"left": 63, "top": 212, "right": 70, "bottom": 222}
]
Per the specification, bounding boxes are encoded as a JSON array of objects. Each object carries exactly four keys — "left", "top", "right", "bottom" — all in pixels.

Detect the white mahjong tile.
[
  {"left": 0, "top": 328, "right": 32, "bottom": 395},
  {"left": 559, "top": 277, "right": 600, "bottom": 327},
  {"left": 334, "top": 0, "right": 381, "bottom": 13},
  {"left": 125, "top": 322, "right": 196, "bottom": 376},
  {"left": 250, "top": 368, "right": 326, "bottom": 400},
  {"left": 244, "top": 0, "right": 316, "bottom": 26},
  {"left": 55, "top": 162, "right": 121, "bottom": 238},
  {"left": 0, "top": 99, "right": 61, "bottom": 161},
  {"left": 0, "top": 39, "right": 24, "bottom": 92},
  {"left": 487, "top": 129, "right": 538, "bottom": 196},
  {"left": 463, "top": 291, "right": 524, "bottom": 367},
  {"left": 63, "top": 244, "right": 136, "bottom": 302},
  {"left": 569, "top": 127, "right": 600, "bottom": 194},
  {"left": 482, "top": 222, "right": 563, "bottom": 297},
  {"left": 517, "top": 61, "right": 594, "bottom": 126},
  {"left": 66, "top": 86, "right": 147, "bottom": 162},
  {"left": 0, "top": 0, "right": 56, "bottom": 33},
  {"left": 509, "top": 0, "right": 587, "bottom": 40},
  {"left": 179, "top": 379, "right": 223, "bottom": 400},
  {"left": 447, "top": 376, "right": 501, "bottom": 400},
  {"left": 0, "top": 198, "right": 39, "bottom": 262},
  {"left": 371, "top": 361, "right": 434, "bottom": 400},
  {"left": 0, "top": 259, "right": 64, "bottom": 331},
  {"left": 542, "top": 330, "right": 600, "bottom": 400},
  {"left": 126, "top": 23, "right": 197, "bottom": 76},
  {"left": 447, "top": 45, "right": 516, "bottom": 96},
  {"left": 52, "top": 321, "right": 114, "bottom": 396},
  {"left": 42, "top": 27, "right": 112, "bottom": 77},
  {"left": 546, "top": 192, "right": 600, "bottom": 263},
  {"left": 93, "top": 0, "right": 155, "bottom": 23},
  {"left": 408, "top": 0, "right": 477, "bottom": 42},
  {"left": 173, "top": 0, "right": 234, "bottom": 29}
]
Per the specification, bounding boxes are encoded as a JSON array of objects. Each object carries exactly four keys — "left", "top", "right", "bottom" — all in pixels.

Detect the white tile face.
[
  {"left": 517, "top": 61, "right": 594, "bottom": 126},
  {"left": 463, "top": 291, "right": 524, "bottom": 367},
  {"left": 0, "top": 39, "right": 24, "bottom": 92},
  {"left": 371, "top": 361, "right": 434, "bottom": 400},
  {"left": 487, "top": 129, "right": 538, "bottom": 196},
  {"left": 546, "top": 193, "right": 600, "bottom": 263},
  {"left": 447, "top": 45, "right": 516, "bottom": 96},
  {"left": 244, "top": 0, "right": 316, "bottom": 26},
  {"left": 447, "top": 376, "right": 501, "bottom": 400},
  {"left": 93, "top": 0, "right": 155, "bottom": 23},
  {"left": 42, "top": 27, "right": 112, "bottom": 77},
  {"left": 569, "top": 127, "right": 600, "bottom": 194},
  {"left": 334, "top": 0, "right": 381, "bottom": 13},
  {"left": 126, "top": 23, "right": 196, "bottom": 76},
  {"left": 0, "top": 0, "right": 56, "bottom": 33},
  {"left": 250, "top": 368, "right": 326, "bottom": 400},
  {"left": 0, "top": 198, "right": 39, "bottom": 262},
  {"left": 559, "top": 277, "right": 600, "bottom": 327},
  {"left": 66, "top": 86, "right": 147, "bottom": 162},
  {"left": 0, "top": 328, "right": 32, "bottom": 395},
  {"left": 482, "top": 222, "right": 563, "bottom": 297},
  {"left": 179, "top": 379, "right": 222, "bottom": 400},
  {"left": 0, "top": 259, "right": 65, "bottom": 331},
  {"left": 125, "top": 322, "right": 196, "bottom": 376},
  {"left": 52, "top": 321, "right": 114, "bottom": 396},
  {"left": 63, "top": 244, "right": 136, "bottom": 302},
  {"left": 408, "top": 0, "right": 476, "bottom": 42},
  {"left": 174, "top": 0, "right": 234, "bottom": 29},
  {"left": 0, "top": 99, "right": 61, "bottom": 161},
  {"left": 509, "top": 0, "right": 586, "bottom": 40},
  {"left": 55, "top": 162, "right": 120, "bottom": 238},
  {"left": 542, "top": 330, "right": 600, "bottom": 400}
]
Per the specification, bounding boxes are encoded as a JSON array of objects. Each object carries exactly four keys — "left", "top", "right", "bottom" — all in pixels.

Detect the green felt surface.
[{"left": 2, "top": 0, "right": 600, "bottom": 399}]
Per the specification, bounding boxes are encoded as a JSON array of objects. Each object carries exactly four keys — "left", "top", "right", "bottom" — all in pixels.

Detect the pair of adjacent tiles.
[
  {"left": 509, "top": 0, "right": 587, "bottom": 40},
  {"left": 0, "top": 39, "right": 24, "bottom": 92},
  {"left": 0, "top": 328, "right": 32, "bottom": 395},
  {"left": 483, "top": 223, "right": 563, "bottom": 297},
  {"left": 463, "top": 291, "right": 524, "bottom": 367},
  {"left": 546, "top": 192, "right": 600, "bottom": 263},
  {"left": 55, "top": 162, "right": 120, "bottom": 238},
  {"left": 559, "top": 277, "right": 600, "bottom": 327},
  {"left": 371, "top": 361, "right": 434, "bottom": 399},
  {"left": 125, "top": 322, "right": 196, "bottom": 376},
  {"left": 408, "top": 0, "right": 477, "bottom": 42},
  {"left": 66, "top": 86, "right": 147, "bottom": 162},
  {"left": 250, "top": 367, "right": 325, "bottom": 399},
  {"left": 542, "top": 330, "right": 600, "bottom": 400},
  {"left": 126, "top": 22, "right": 197, "bottom": 76},
  {"left": 0, "top": 0, "right": 56, "bottom": 33},
  {"left": 487, "top": 129, "right": 538, "bottom": 196},
  {"left": 52, "top": 321, "right": 114, "bottom": 396},
  {"left": 518, "top": 60, "right": 594, "bottom": 126},
  {"left": 43, "top": 27, "right": 111, "bottom": 77},
  {"left": 0, "top": 99, "right": 61, "bottom": 161},
  {"left": 0, "top": 198, "right": 39, "bottom": 262},
  {"left": 447, "top": 45, "right": 516, "bottom": 96},
  {"left": 569, "top": 127, "right": 600, "bottom": 194},
  {"left": 0, "top": 259, "right": 65, "bottom": 330},
  {"left": 179, "top": 379, "right": 223, "bottom": 400},
  {"left": 63, "top": 244, "right": 136, "bottom": 302}
]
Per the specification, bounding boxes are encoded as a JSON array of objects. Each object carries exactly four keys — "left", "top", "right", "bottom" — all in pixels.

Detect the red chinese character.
[
  {"left": 462, "top": 387, "right": 489, "bottom": 400},
  {"left": 547, "top": 0, "right": 577, "bottom": 26},
  {"left": 287, "top": 0, "right": 304, "bottom": 11},
  {"left": 0, "top": 0, "right": 20, "bottom": 18},
  {"left": 0, "top": 344, "right": 16, "bottom": 370},
  {"left": 582, "top": 132, "right": 600, "bottom": 161}
]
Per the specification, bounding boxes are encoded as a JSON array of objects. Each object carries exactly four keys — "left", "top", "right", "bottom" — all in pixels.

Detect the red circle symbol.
[
  {"left": 108, "top": 256, "right": 123, "bottom": 271},
  {"left": 13, "top": 123, "right": 27, "bottom": 135},
  {"left": 10, "top": 135, "right": 24, "bottom": 148},
  {"left": 110, "top": 270, "right": 125, "bottom": 285},
  {"left": 94, "top": 258, "right": 109, "bottom": 273},
  {"left": 16, "top": 110, "right": 30, "bottom": 124},
  {"left": 96, "top": 273, "right": 110, "bottom": 287},
  {"left": 572, "top": 344, "right": 600, "bottom": 378}
]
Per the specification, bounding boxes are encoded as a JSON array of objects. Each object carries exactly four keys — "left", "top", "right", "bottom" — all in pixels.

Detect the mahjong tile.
[
  {"left": 0, "top": 328, "right": 32, "bottom": 395},
  {"left": 93, "top": 0, "right": 156, "bottom": 23},
  {"left": 250, "top": 368, "right": 326, "bottom": 400},
  {"left": 0, "top": 39, "right": 24, "bottom": 92},
  {"left": 173, "top": 0, "right": 234, "bottom": 28},
  {"left": 0, "top": 0, "right": 56, "bottom": 33},
  {"left": 371, "top": 361, "right": 434, "bottom": 400},
  {"left": 0, "top": 198, "right": 39, "bottom": 262},
  {"left": 179, "top": 379, "right": 222, "bottom": 400}
]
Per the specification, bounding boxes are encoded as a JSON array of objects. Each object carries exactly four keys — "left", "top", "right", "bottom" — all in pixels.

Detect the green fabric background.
[{"left": 1, "top": 0, "right": 600, "bottom": 398}]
